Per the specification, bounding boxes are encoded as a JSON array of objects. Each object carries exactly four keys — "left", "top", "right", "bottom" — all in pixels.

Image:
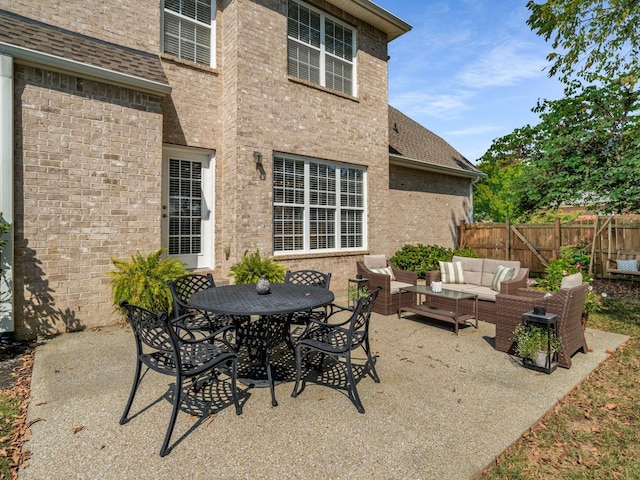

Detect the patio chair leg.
[
  {"left": 120, "top": 361, "right": 143, "bottom": 425},
  {"left": 160, "top": 376, "right": 183, "bottom": 457},
  {"left": 345, "top": 352, "right": 365, "bottom": 414},
  {"left": 229, "top": 359, "right": 242, "bottom": 415},
  {"left": 264, "top": 353, "right": 278, "bottom": 407},
  {"left": 364, "top": 338, "right": 380, "bottom": 383},
  {"left": 291, "top": 344, "right": 305, "bottom": 398}
]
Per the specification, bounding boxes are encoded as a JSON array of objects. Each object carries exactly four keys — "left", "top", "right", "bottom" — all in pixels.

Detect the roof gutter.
[
  {"left": 0, "top": 42, "right": 172, "bottom": 96},
  {"left": 389, "top": 153, "right": 486, "bottom": 180}
]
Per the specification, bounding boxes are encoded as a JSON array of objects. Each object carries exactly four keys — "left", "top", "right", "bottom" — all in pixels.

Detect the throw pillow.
[
  {"left": 369, "top": 266, "right": 396, "bottom": 281},
  {"left": 616, "top": 259, "right": 639, "bottom": 272},
  {"left": 439, "top": 261, "right": 465, "bottom": 284},
  {"left": 560, "top": 272, "right": 583, "bottom": 289},
  {"left": 491, "top": 265, "right": 515, "bottom": 291}
]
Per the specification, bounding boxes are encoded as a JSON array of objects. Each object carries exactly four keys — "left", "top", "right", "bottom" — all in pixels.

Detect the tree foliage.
[
  {"left": 526, "top": 0, "right": 640, "bottom": 83},
  {"left": 473, "top": 128, "right": 534, "bottom": 222},
  {"left": 518, "top": 78, "right": 640, "bottom": 214},
  {"left": 477, "top": 78, "right": 640, "bottom": 216}
]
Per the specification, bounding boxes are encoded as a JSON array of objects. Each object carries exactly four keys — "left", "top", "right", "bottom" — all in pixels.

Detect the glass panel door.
[{"left": 162, "top": 148, "right": 213, "bottom": 269}]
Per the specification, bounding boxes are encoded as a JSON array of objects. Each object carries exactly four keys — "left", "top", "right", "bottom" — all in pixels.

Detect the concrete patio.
[{"left": 18, "top": 311, "right": 627, "bottom": 480}]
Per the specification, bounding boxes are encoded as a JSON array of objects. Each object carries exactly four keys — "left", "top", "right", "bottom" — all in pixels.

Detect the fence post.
[
  {"left": 459, "top": 220, "right": 466, "bottom": 248},
  {"left": 505, "top": 218, "right": 511, "bottom": 260},
  {"left": 554, "top": 217, "right": 561, "bottom": 259}
]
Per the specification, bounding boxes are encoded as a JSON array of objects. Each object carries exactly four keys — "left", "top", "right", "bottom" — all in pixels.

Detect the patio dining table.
[{"left": 189, "top": 282, "right": 334, "bottom": 406}]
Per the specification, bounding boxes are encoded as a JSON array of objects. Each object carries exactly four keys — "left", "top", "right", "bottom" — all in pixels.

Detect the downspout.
[
  {"left": 0, "top": 53, "right": 14, "bottom": 335},
  {"left": 469, "top": 174, "right": 482, "bottom": 223}
]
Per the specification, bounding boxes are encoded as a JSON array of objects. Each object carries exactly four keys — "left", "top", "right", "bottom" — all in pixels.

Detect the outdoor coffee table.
[{"left": 398, "top": 285, "right": 478, "bottom": 334}]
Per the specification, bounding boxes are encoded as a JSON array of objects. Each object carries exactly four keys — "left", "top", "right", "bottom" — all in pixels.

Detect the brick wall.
[
  {"left": 4, "top": 0, "right": 161, "bottom": 52},
  {"left": 210, "top": 0, "right": 390, "bottom": 292},
  {"left": 387, "top": 164, "right": 472, "bottom": 251},
  {"left": 13, "top": 66, "right": 164, "bottom": 337}
]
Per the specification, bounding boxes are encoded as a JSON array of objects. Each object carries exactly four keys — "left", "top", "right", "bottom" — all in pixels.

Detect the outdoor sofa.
[{"left": 424, "top": 255, "right": 529, "bottom": 323}]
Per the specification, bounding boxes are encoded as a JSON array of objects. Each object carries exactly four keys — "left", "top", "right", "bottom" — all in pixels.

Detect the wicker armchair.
[
  {"left": 494, "top": 283, "right": 589, "bottom": 368},
  {"left": 356, "top": 255, "right": 417, "bottom": 316}
]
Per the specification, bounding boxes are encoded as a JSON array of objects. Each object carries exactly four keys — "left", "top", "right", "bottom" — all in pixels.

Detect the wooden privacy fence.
[{"left": 458, "top": 215, "right": 640, "bottom": 278}]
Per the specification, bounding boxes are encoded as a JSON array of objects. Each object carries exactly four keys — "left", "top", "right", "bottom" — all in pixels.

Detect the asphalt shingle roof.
[
  {"left": 0, "top": 9, "right": 169, "bottom": 88},
  {"left": 389, "top": 105, "right": 482, "bottom": 176}
]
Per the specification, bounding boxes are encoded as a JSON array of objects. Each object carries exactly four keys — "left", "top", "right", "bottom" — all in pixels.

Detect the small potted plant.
[
  {"left": 348, "top": 284, "right": 369, "bottom": 304},
  {"left": 513, "top": 323, "right": 562, "bottom": 371}
]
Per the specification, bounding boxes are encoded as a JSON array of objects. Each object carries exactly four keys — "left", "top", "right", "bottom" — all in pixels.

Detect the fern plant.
[
  {"left": 229, "top": 250, "right": 286, "bottom": 284},
  {"left": 108, "top": 249, "right": 188, "bottom": 316}
]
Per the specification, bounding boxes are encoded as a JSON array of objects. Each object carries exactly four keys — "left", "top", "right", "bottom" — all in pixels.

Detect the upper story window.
[
  {"left": 287, "top": 0, "right": 356, "bottom": 96},
  {"left": 163, "top": 0, "right": 215, "bottom": 67},
  {"left": 273, "top": 154, "right": 366, "bottom": 254}
]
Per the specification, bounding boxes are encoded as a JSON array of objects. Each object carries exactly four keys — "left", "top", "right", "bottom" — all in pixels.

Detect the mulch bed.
[
  {"left": 591, "top": 278, "right": 640, "bottom": 301},
  {"left": 0, "top": 337, "right": 36, "bottom": 480}
]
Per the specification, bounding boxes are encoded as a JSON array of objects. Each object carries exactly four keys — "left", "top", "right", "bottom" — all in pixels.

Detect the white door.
[{"left": 162, "top": 147, "right": 214, "bottom": 269}]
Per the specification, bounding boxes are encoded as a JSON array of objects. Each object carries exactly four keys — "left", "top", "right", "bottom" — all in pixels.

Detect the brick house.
[{"left": 0, "top": 0, "right": 482, "bottom": 338}]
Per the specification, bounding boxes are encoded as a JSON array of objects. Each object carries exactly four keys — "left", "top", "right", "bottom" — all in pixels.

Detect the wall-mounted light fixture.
[{"left": 253, "top": 151, "right": 262, "bottom": 166}]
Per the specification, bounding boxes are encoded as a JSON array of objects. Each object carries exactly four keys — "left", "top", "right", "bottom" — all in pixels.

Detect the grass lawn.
[{"left": 481, "top": 298, "right": 640, "bottom": 479}]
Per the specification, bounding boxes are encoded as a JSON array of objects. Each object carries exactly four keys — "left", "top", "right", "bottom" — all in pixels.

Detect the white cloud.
[
  {"left": 458, "top": 41, "right": 548, "bottom": 88},
  {"left": 445, "top": 125, "right": 504, "bottom": 136},
  {"left": 390, "top": 91, "right": 472, "bottom": 119}
]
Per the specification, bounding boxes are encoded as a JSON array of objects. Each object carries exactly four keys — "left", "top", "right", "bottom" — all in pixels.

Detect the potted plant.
[
  {"left": 229, "top": 250, "right": 286, "bottom": 284},
  {"left": 513, "top": 323, "right": 562, "bottom": 370},
  {"left": 108, "top": 248, "right": 188, "bottom": 317},
  {"left": 348, "top": 284, "right": 369, "bottom": 304}
]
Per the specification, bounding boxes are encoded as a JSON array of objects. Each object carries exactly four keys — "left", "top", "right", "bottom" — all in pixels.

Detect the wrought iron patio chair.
[
  {"left": 284, "top": 269, "right": 332, "bottom": 343},
  {"left": 291, "top": 287, "right": 381, "bottom": 413},
  {"left": 119, "top": 301, "right": 242, "bottom": 456},
  {"left": 168, "top": 273, "right": 247, "bottom": 336}
]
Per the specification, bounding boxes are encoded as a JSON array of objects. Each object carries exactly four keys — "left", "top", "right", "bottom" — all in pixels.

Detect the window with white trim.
[
  {"left": 273, "top": 154, "right": 366, "bottom": 253},
  {"left": 287, "top": 0, "right": 356, "bottom": 96},
  {"left": 163, "top": 0, "right": 215, "bottom": 67}
]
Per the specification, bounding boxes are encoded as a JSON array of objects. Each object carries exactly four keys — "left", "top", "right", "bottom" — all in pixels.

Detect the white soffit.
[{"left": 326, "top": 0, "right": 412, "bottom": 41}]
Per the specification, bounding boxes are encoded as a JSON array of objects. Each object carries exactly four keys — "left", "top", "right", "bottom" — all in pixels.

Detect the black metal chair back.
[
  {"left": 284, "top": 269, "right": 332, "bottom": 289},
  {"left": 119, "top": 301, "right": 241, "bottom": 456},
  {"left": 168, "top": 273, "right": 215, "bottom": 317}
]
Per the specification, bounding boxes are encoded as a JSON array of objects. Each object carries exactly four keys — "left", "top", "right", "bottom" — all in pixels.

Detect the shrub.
[
  {"left": 536, "top": 244, "right": 601, "bottom": 313},
  {"left": 108, "top": 249, "right": 188, "bottom": 316},
  {"left": 0, "top": 220, "right": 10, "bottom": 279},
  {"left": 390, "top": 244, "right": 481, "bottom": 278},
  {"left": 229, "top": 250, "right": 286, "bottom": 284}
]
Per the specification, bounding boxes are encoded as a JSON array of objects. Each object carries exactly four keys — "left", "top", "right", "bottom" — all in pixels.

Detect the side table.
[{"left": 348, "top": 277, "right": 368, "bottom": 308}]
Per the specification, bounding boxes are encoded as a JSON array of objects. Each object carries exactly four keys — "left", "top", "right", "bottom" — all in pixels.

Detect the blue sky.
[{"left": 374, "top": 0, "right": 566, "bottom": 163}]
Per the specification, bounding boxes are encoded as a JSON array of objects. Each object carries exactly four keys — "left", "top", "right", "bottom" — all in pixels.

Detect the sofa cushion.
[
  {"left": 492, "top": 265, "right": 515, "bottom": 291},
  {"left": 616, "top": 259, "right": 639, "bottom": 271},
  {"left": 364, "top": 254, "right": 387, "bottom": 269},
  {"left": 439, "top": 261, "right": 465, "bottom": 284},
  {"left": 452, "top": 256, "right": 483, "bottom": 285},
  {"left": 369, "top": 265, "right": 396, "bottom": 281},
  {"left": 441, "top": 284, "right": 498, "bottom": 302},
  {"left": 481, "top": 258, "right": 520, "bottom": 288},
  {"left": 560, "top": 272, "right": 583, "bottom": 289},
  {"left": 390, "top": 281, "right": 414, "bottom": 295}
]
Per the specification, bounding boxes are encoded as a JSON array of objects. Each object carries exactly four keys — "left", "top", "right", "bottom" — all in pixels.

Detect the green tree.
[
  {"left": 517, "top": 78, "right": 640, "bottom": 214},
  {"left": 526, "top": 0, "right": 640, "bottom": 83},
  {"left": 473, "top": 128, "right": 533, "bottom": 222}
]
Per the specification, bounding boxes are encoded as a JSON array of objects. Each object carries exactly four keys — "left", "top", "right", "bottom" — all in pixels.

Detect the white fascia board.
[{"left": 389, "top": 154, "right": 486, "bottom": 180}]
